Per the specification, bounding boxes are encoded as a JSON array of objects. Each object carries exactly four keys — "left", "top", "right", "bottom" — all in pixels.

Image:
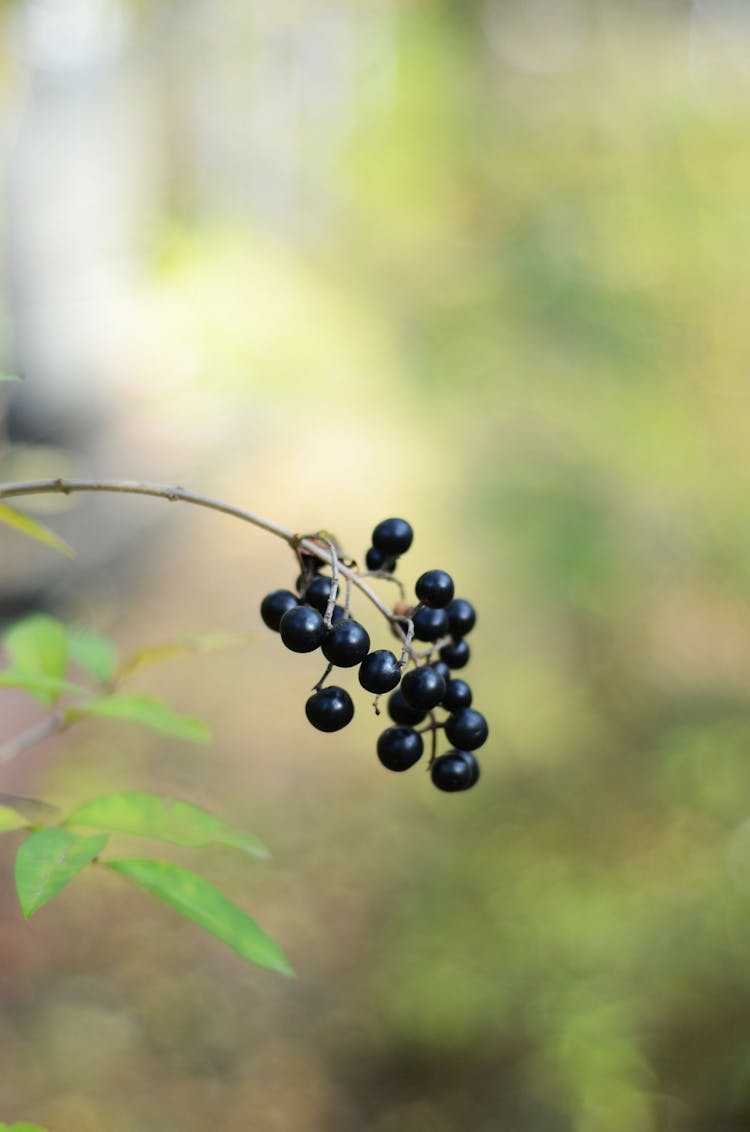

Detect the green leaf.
[
  {"left": 0, "top": 794, "right": 60, "bottom": 823},
  {"left": 4, "top": 615, "right": 69, "bottom": 704},
  {"left": 106, "top": 858, "right": 292, "bottom": 975},
  {"left": 0, "top": 805, "right": 32, "bottom": 832},
  {"left": 0, "top": 501, "right": 74, "bottom": 558},
  {"left": 66, "top": 792, "right": 269, "bottom": 859},
  {"left": 66, "top": 694, "right": 210, "bottom": 742},
  {"left": 0, "top": 371, "right": 22, "bottom": 382},
  {"left": 116, "top": 630, "right": 255, "bottom": 682},
  {"left": 0, "top": 1124, "right": 49, "bottom": 1131},
  {"left": 15, "top": 828, "right": 108, "bottom": 918},
  {"left": 66, "top": 626, "right": 118, "bottom": 684},
  {"left": 0, "top": 669, "right": 87, "bottom": 698}
]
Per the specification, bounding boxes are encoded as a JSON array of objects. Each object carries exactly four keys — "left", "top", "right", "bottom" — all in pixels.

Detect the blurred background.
[{"left": 2, "top": 0, "right": 750, "bottom": 1128}]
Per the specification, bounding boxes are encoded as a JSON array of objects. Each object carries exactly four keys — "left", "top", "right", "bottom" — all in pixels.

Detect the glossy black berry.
[
  {"left": 305, "top": 686, "right": 354, "bottom": 732},
  {"left": 412, "top": 606, "right": 450, "bottom": 642},
  {"left": 358, "top": 650, "right": 402, "bottom": 694},
  {"left": 444, "top": 708, "right": 488, "bottom": 751},
  {"left": 303, "top": 575, "right": 335, "bottom": 613},
  {"left": 439, "top": 638, "right": 470, "bottom": 669},
  {"left": 279, "top": 605, "right": 326, "bottom": 653},
  {"left": 415, "top": 569, "right": 455, "bottom": 608},
  {"left": 442, "top": 678, "right": 472, "bottom": 712},
  {"left": 371, "top": 518, "right": 414, "bottom": 557},
  {"left": 365, "top": 546, "right": 394, "bottom": 572},
  {"left": 430, "top": 660, "right": 451, "bottom": 684},
  {"left": 387, "top": 688, "right": 426, "bottom": 727},
  {"left": 322, "top": 618, "right": 371, "bottom": 667},
  {"left": 446, "top": 598, "right": 476, "bottom": 638},
  {"left": 260, "top": 590, "right": 299, "bottom": 632},
  {"left": 330, "top": 604, "right": 347, "bottom": 625},
  {"left": 431, "top": 750, "right": 480, "bottom": 792},
  {"left": 401, "top": 666, "right": 446, "bottom": 710},
  {"left": 376, "top": 726, "right": 424, "bottom": 772}
]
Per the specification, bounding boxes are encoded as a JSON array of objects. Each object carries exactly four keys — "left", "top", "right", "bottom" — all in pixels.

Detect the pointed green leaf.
[
  {"left": 0, "top": 501, "right": 74, "bottom": 558},
  {"left": 66, "top": 694, "right": 210, "bottom": 742},
  {"left": 116, "top": 630, "right": 255, "bottom": 683},
  {"left": 0, "top": 805, "right": 32, "bottom": 832},
  {"left": 15, "top": 828, "right": 108, "bottom": 917},
  {"left": 66, "top": 626, "right": 118, "bottom": 684},
  {"left": 66, "top": 792, "right": 268, "bottom": 859},
  {"left": 4, "top": 615, "right": 69, "bottom": 704},
  {"left": 106, "top": 858, "right": 292, "bottom": 975}
]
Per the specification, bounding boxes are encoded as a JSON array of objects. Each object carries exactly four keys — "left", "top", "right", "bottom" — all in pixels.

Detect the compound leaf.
[
  {"left": 15, "top": 828, "right": 108, "bottom": 918},
  {"left": 66, "top": 694, "right": 210, "bottom": 743},
  {"left": 0, "top": 501, "right": 74, "bottom": 559},
  {"left": 67, "top": 792, "right": 268, "bottom": 859},
  {"left": 106, "top": 858, "right": 292, "bottom": 976}
]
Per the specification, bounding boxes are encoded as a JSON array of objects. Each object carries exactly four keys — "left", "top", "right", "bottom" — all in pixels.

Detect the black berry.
[
  {"left": 322, "top": 618, "right": 371, "bottom": 667},
  {"left": 358, "top": 650, "right": 402, "bottom": 694},
  {"left": 279, "top": 605, "right": 326, "bottom": 653},
  {"left": 371, "top": 518, "right": 413, "bottom": 557},
  {"left": 415, "top": 569, "right": 454, "bottom": 608},
  {"left": 442, "top": 678, "right": 472, "bottom": 712},
  {"left": 412, "top": 606, "right": 450, "bottom": 642},
  {"left": 401, "top": 666, "right": 446, "bottom": 710},
  {"left": 260, "top": 590, "right": 299, "bottom": 632},
  {"left": 431, "top": 750, "right": 480, "bottom": 792},
  {"left": 387, "top": 688, "right": 426, "bottom": 727},
  {"left": 330, "top": 604, "right": 347, "bottom": 625},
  {"left": 376, "top": 726, "right": 424, "bottom": 771},
  {"left": 305, "top": 686, "right": 354, "bottom": 732},
  {"left": 365, "top": 546, "right": 394, "bottom": 572},
  {"left": 303, "top": 575, "right": 335, "bottom": 613},
  {"left": 439, "top": 639, "right": 470, "bottom": 669},
  {"left": 430, "top": 660, "right": 451, "bottom": 684},
  {"left": 444, "top": 708, "right": 488, "bottom": 751},
  {"left": 446, "top": 598, "right": 476, "bottom": 638}
]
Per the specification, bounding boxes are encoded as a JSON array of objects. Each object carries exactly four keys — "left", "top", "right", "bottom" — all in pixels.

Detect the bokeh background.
[{"left": 2, "top": 1, "right": 750, "bottom": 1129}]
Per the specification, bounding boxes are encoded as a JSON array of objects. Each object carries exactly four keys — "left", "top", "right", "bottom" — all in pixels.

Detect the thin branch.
[{"left": 0, "top": 715, "right": 66, "bottom": 766}]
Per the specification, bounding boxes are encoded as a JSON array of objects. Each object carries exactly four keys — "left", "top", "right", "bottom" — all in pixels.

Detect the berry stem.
[{"left": 0, "top": 477, "right": 413, "bottom": 644}]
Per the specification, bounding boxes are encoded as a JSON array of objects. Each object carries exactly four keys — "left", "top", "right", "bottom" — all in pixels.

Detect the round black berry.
[
  {"left": 412, "top": 606, "right": 450, "bottom": 642},
  {"left": 260, "top": 590, "right": 299, "bottom": 632},
  {"left": 376, "top": 726, "right": 424, "bottom": 772},
  {"left": 371, "top": 518, "right": 414, "bottom": 557},
  {"left": 429, "top": 660, "right": 451, "bottom": 684},
  {"left": 401, "top": 666, "right": 446, "bottom": 710},
  {"left": 279, "top": 605, "right": 326, "bottom": 653},
  {"left": 365, "top": 546, "right": 394, "bottom": 572},
  {"left": 303, "top": 574, "right": 335, "bottom": 613},
  {"left": 446, "top": 598, "right": 476, "bottom": 638},
  {"left": 431, "top": 750, "right": 480, "bottom": 792},
  {"left": 439, "top": 638, "right": 470, "bottom": 669},
  {"left": 387, "top": 688, "right": 426, "bottom": 727},
  {"left": 358, "top": 650, "right": 402, "bottom": 694},
  {"left": 322, "top": 618, "right": 371, "bottom": 667},
  {"left": 415, "top": 569, "right": 455, "bottom": 608},
  {"left": 444, "top": 708, "right": 488, "bottom": 751},
  {"left": 305, "top": 686, "right": 354, "bottom": 732},
  {"left": 442, "top": 678, "right": 473, "bottom": 712},
  {"left": 330, "top": 604, "right": 347, "bottom": 625}
]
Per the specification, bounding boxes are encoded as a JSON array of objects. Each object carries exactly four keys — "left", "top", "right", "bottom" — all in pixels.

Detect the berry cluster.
[{"left": 260, "top": 518, "right": 487, "bottom": 792}]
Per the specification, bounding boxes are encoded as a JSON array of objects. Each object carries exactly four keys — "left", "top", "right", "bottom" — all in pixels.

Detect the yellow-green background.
[{"left": 3, "top": 3, "right": 750, "bottom": 1129}]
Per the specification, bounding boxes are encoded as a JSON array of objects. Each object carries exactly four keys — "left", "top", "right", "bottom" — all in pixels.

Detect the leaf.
[
  {"left": 4, "top": 615, "right": 69, "bottom": 704},
  {"left": 66, "top": 694, "right": 210, "bottom": 742},
  {"left": 0, "top": 371, "right": 22, "bottom": 382},
  {"left": 66, "top": 792, "right": 269, "bottom": 859},
  {"left": 0, "top": 805, "right": 32, "bottom": 832},
  {"left": 0, "top": 794, "right": 60, "bottom": 823},
  {"left": 0, "top": 501, "right": 74, "bottom": 558},
  {"left": 66, "top": 626, "right": 118, "bottom": 684},
  {"left": 116, "top": 631, "right": 255, "bottom": 683},
  {"left": 0, "top": 1124, "right": 49, "bottom": 1131},
  {"left": 105, "top": 858, "right": 293, "bottom": 975},
  {"left": 0, "top": 670, "right": 87, "bottom": 698},
  {"left": 15, "top": 828, "right": 108, "bottom": 918}
]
